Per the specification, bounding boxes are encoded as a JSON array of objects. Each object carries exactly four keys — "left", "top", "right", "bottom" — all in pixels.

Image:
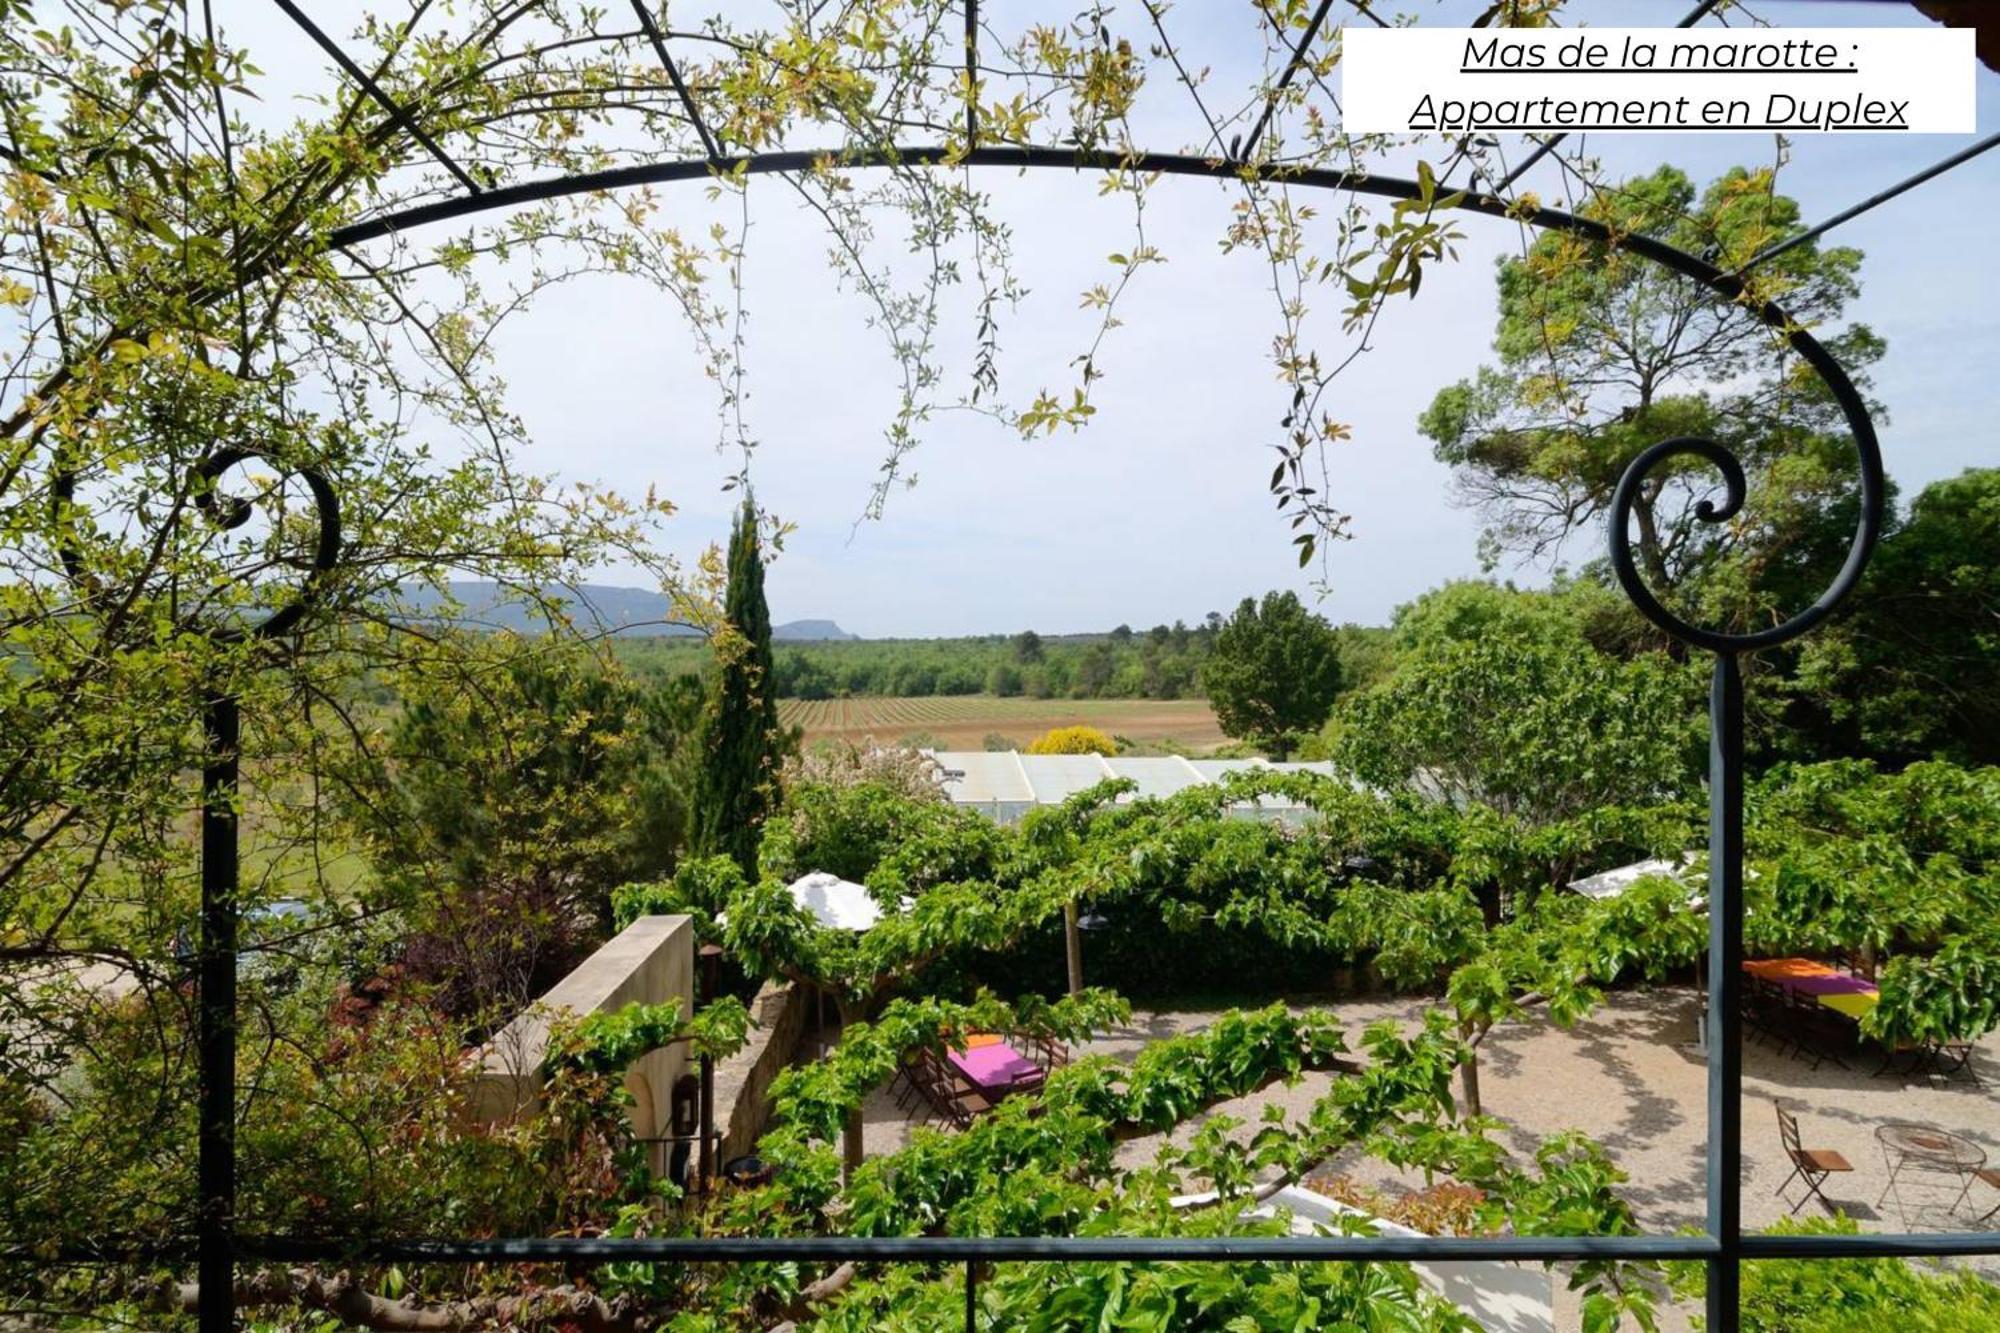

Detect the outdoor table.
[
  {"left": 947, "top": 1040, "right": 1043, "bottom": 1098},
  {"left": 1876, "top": 1121, "right": 1987, "bottom": 1223},
  {"left": 1786, "top": 972, "right": 1876, "bottom": 997},
  {"left": 1817, "top": 991, "right": 1879, "bottom": 1020}
]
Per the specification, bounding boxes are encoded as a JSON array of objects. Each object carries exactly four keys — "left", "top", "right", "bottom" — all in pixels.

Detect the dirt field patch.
[{"left": 780, "top": 695, "right": 1227, "bottom": 752}]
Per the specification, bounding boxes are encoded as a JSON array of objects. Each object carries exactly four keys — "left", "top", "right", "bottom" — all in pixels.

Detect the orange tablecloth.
[
  {"left": 1743, "top": 958, "right": 1837, "bottom": 982},
  {"left": 962, "top": 1032, "right": 1004, "bottom": 1049}
]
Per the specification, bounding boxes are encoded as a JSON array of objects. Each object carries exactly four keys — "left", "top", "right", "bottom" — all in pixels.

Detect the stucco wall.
[{"left": 471, "top": 915, "right": 696, "bottom": 1165}]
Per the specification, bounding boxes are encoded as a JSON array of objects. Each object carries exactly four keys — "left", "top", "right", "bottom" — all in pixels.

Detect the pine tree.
[{"left": 694, "top": 496, "right": 785, "bottom": 874}]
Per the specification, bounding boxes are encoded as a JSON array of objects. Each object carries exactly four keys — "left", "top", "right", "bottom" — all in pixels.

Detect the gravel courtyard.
[{"left": 855, "top": 984, "right": 2000, "bottom": 1330}]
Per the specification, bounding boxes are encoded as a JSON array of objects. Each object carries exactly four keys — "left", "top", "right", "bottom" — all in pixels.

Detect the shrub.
[
  {"left": 781, "top": 737, "right": 944, "bottom": 802},
  {"left": 1026, "top": 725, "right": 1116, "bottom": 756},
  {"left": 398, "top": 875, "right": 592, "bottom": 1023},
  {"left": 1669, "top": 1217, "right": 2000, "bottom": 1331}
]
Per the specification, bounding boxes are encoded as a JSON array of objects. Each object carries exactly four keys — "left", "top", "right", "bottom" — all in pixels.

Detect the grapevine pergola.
[{"left": 8, "top": 1, "right": 2000, "bottom": 1330}]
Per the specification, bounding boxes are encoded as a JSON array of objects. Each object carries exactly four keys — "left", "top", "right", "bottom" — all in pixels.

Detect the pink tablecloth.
[{"left": 948, "top": 1041, "right": 1041, "bottom": 1093}]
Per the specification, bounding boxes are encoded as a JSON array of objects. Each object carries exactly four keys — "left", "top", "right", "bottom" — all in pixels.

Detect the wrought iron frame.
[{"left": 37, "top": 4, "right": 2000, "bottom": 1329}]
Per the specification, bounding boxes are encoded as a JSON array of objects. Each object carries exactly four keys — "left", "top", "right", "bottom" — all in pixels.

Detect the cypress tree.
[{"left": 694, "top": 496, "right": 785, "bottom": 874}]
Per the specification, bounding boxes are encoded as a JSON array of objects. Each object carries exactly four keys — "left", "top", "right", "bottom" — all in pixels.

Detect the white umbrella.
[
  {"left": 787, "top": 871, "right": 883, "bottom": 932},
  {"left": 1564, "top": 855, "right": 1697, "bottom": 901},
  {"left": 1567, "top": 854, "right": 1715, "bottom": 1050}
]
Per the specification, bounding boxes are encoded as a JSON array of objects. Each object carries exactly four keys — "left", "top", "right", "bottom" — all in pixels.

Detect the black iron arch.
[
  {"left": 331, "top": 141, "right": 1889, "bottom": 651},
  {"left": 133, "top": 139, "right": 1935, "bottom": 1333}
]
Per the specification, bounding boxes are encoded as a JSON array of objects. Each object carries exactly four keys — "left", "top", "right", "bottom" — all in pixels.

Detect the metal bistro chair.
[
  {"left": 1749, "top": 978, "right": 1796, "bottom": 1059},
  {"left": 1957, "top": 1167, "right": 2000, "bottom": 1224},
  {"left": 1774, "top": 1102, "right": 1854, "bottom": 1214}
]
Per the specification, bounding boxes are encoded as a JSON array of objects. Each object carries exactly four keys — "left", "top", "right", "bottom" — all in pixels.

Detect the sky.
[{"left": 218, "top": 0, "right": 2000, "bottom": 638}]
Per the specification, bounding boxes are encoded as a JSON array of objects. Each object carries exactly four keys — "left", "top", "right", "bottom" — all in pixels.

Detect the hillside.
[{"left": 395, "top": 582, "right": 856, "bottom": 640}]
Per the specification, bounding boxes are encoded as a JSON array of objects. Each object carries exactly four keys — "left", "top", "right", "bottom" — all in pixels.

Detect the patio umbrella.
[
  {"left": 786, "top": 871, "right": 882, "bottom": 931},
  {"left": 1565, "top": 855, "right": 1710, "bottom": 1047},
  {"left": 1564, "top": 855, "right": 1697, "bottom": 901},
  {"left": 783, "top": 872, "right": 899, "bottom": 1058}
]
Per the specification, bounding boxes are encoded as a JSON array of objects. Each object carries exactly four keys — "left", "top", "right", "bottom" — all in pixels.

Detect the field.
[{"left": 780, "top": 695, "right": 1227, "bottom": 752}]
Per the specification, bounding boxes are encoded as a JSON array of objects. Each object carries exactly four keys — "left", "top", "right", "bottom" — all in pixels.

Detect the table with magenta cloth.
[
  {"left": 1786, "top": 972, "right": 1877, "bottom": 996},
  {"left": 947, "top": 1040, "right": 1042, "bottom": 1096},
  {"left": 1743, "top": 957, "right": 1879, "bottom": 1019},
  {"left": 1818, "top": 991, "right": 1879, "bottom": 1019}
]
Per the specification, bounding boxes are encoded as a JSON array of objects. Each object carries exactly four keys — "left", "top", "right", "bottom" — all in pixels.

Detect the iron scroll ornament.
[
  {"left": 1607, "top": 430, "right": 1883, "bottom": 658},
  {"left": 51, "top": 443, "right": 344, "bottom": 643},
  {"left": 189, "top": 445, "right": 345, "bottom": 644}
]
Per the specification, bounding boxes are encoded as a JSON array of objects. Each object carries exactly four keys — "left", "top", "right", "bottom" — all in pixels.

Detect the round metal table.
[{"left": 1876, "top": 1122, "right": 1986, "bottom": 1222}]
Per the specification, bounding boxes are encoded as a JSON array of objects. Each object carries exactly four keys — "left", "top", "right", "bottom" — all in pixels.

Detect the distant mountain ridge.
[{"left": 396, "top": 582, "right": 857, "bottom": 640}]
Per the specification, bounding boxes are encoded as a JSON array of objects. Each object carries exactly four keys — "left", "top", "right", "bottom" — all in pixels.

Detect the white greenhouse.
[{"left": 925, "top": 751, "right": 1343, "bottom": 826}]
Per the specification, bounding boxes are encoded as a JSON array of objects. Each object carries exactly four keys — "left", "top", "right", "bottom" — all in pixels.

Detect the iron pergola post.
[
  {"left": 1705, "top": 655, "right": 1745, "bottom": 1332},
  {"left": 197, "top": 690, "right": 240, "bottom": 1333}
]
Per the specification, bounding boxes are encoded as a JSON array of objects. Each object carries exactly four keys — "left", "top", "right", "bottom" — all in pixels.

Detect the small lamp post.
[{"left": 1063, "top": 903, "right": 1109, "bottom": 997}]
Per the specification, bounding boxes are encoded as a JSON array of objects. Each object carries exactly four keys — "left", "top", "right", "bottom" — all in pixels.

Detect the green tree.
[
  {"left": 694, "top": 498, "right": 789, "bottom": 875},
  {"left": 1419, "top": 165, "right": 1883, "bottom": 613},
  {"left": 1198, "top": 592, "right": 1343, "bottom": 758},
  {"left": 342, "top": 637, "right": 701, "bottom": 935},
  {"left": 1789, "top": 468, "right": 2000, "bottom": 765},
  {"left": 1333, "top": 584, "right": 1696, "bottom": 823}
]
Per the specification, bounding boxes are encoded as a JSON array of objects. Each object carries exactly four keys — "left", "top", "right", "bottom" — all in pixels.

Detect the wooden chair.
[
  {"left": 891, "top": 1051, "right": 930, "bottom": 1115},
  {"left": 907, "top": 1048, "right": 955, "bottom": 1126},
  {"left": 1022, "top": 1032, "right": 1071, "bottom": 1072},
  {"left": 1931, "top": 1039, "right": 1981, "bottom": 1085},
  {"left": 1738, "top": 977, "right": 1772, "bottom": 1048},
  {"left": 937, "top": 1067, "right": 993, "bottom": 1129},
  {"left": 1007, "top": 1063, "right": 1048, "bottom": 1096},
  {"left": 1774, "top": 1103, "right": 1853, "bottom": 1214},
  {"left": 910, "top": 1047, "right": 993, "bottom": 1130}
]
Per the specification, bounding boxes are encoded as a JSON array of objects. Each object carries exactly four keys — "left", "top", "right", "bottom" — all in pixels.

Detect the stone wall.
[
  {"left": 714, "top": 979, "right": 809, "bottom": 1164},
  {"left": 471, "top": 915, "right": 695, "bottom": 1170}
]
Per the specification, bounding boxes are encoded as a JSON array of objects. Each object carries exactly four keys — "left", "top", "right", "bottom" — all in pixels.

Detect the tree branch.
[{"left": 148, "top": 1269, "right": 642, "bottom": 1332}]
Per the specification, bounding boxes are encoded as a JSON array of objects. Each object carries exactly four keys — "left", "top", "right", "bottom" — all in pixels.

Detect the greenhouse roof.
[{"left": 927, "top": 752, "right": 1338, "bottom": 810}]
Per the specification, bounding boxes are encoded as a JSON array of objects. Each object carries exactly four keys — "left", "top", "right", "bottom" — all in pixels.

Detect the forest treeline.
[{"left": 615, "top": 621, "right": 1394, "bottom": 702}]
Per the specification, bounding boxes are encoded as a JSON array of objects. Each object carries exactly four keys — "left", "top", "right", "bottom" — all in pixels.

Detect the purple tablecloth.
[
  {"left": 1784, "top": 973, "right": 1879, "bottom": 996},
  {"left": 948, "top": 1041, "right": 1041, "bottom": 1093}
]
